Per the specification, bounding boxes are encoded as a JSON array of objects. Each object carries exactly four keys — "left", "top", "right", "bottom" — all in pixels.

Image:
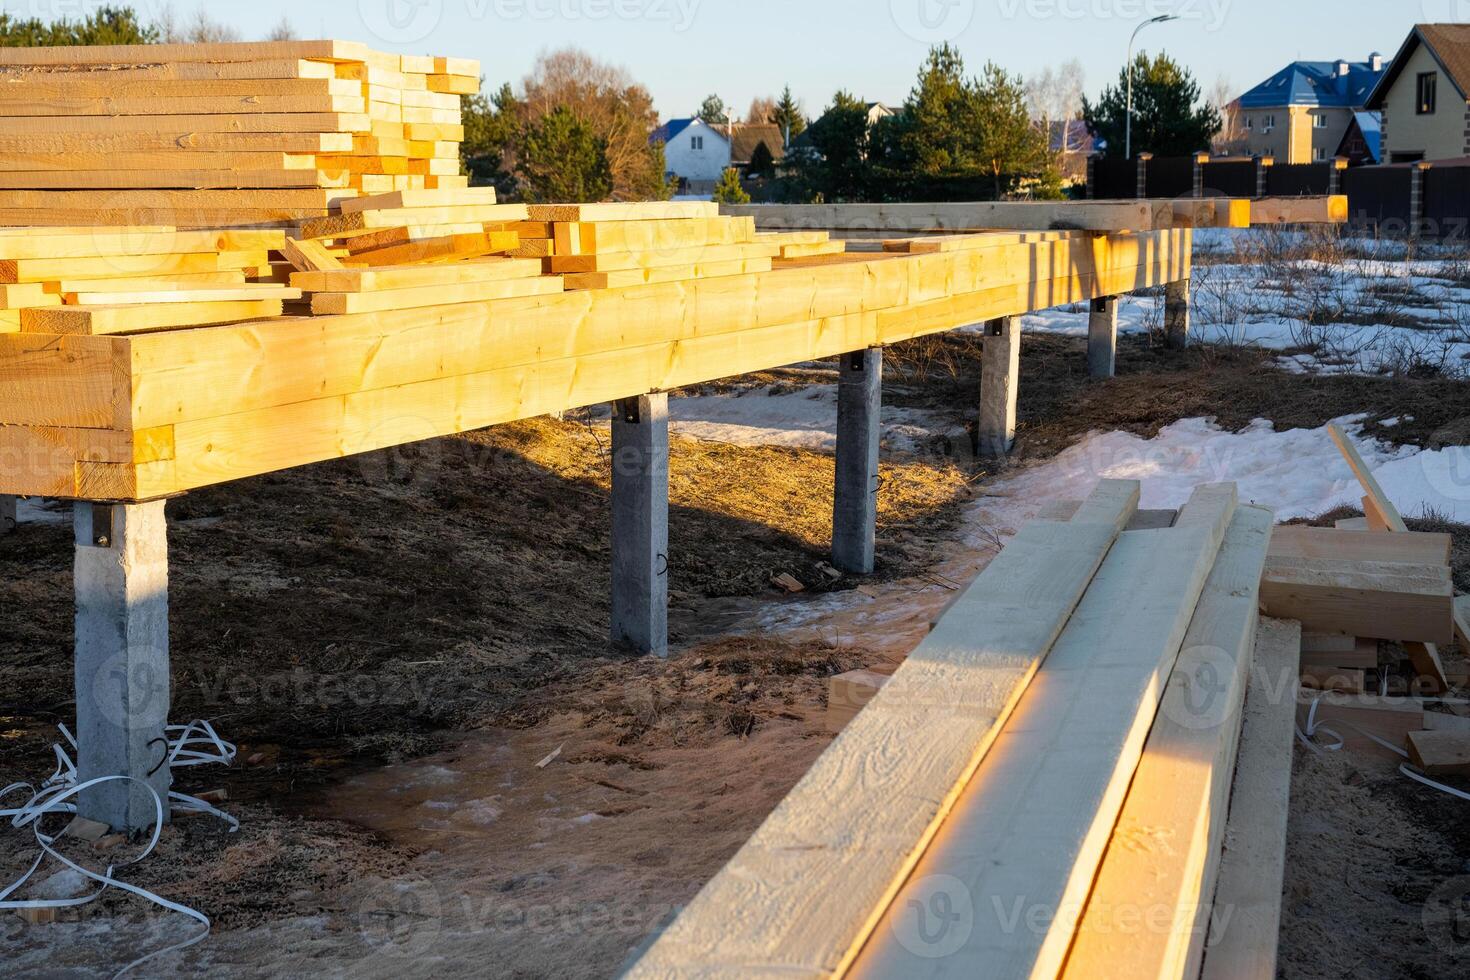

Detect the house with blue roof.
[
  {"left": 1237, "top": 54, "right": 1386, "bottom": 163},
  {"left": 649, "top": 117, "right": 731, "bottom": 194}
]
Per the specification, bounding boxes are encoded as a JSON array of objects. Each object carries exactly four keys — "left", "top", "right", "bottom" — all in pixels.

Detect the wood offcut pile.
[
  {"left": 640, "top": 429, "right": 1470, "bottom": 979},
  {"left": 0, "top": 39, "right": 476, "bottom": 227}
]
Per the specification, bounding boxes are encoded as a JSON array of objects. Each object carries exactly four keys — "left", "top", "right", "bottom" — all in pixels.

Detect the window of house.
[
  {"left": 1244, "top": 116, "right": 1252, "bottom": 131},
  {"left": 1313, "top": 146, "right": 1325, "bottom": 161},
  {"left": 1263, "top": 113, "right": 1275, "bottom": 131},
  {"left": 691, "top": 135, "right": 703, "bottom": 150},
  {"left": 1417, "top": 72, "right": 1437, "bottom": 114},
  {"left": 1313, "top": 114, "right": 1327, "bottom": 129}
]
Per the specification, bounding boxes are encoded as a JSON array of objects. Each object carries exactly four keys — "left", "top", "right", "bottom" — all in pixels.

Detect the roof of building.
[
  {"left": 1239, "top": 59, "right": 1385, "bottom": 109},
  {"left": 649, "top": 117, "right": 729, "bottom": 147},
  {"left": 729, "top": 123, "right": 785, "bottom": 164},
  {"left": 1366, "top": 24, "right": 1470, "bottom": 109}
]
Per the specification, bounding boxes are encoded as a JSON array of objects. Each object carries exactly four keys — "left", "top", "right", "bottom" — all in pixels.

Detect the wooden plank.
[
  {"left": 628, "top": 480, "right": 1141, "bottom": 978},
  {"left": 0, "top": 150, "right": 318, "bottom": 172},
  {"left": 0, "top": 39, "right": 370, "bottom": 67},
  {"left": 22, "top": 300, "right": 283, "bottom": 336},
  {"left": 547, "top": 242, "right": 780, "bottom": 274},
  {"left": 527, "top": 201, "right": 718, "bottom": 222},
  {"left": 0, "top": 170, "right": 352, "bottom": 190},
  {"left": 1062, "top": 505, "right": 1273, "bottom": 980},
  {"left": 1328, "top": 423, "right": 1409, "bottom": 532},
  {"left": 0, "top": 283, "right": 59, "bottom": 309},
  {"left": 0, "top": 93, "right": 368, "bottom": 116},
  {"left": 309, "top": 276, "right": 563, "bottom": 314},
  {"left": 3, "top": 252, "right": 222, "bottom": 284},
  {"left": 1295, "top": 693, "right": 1424, "bottom": 758},
  {"left": 824, "top": 669, "right": 891, "bottom": 733},
  {"left": 723, "top": 200, "right": 1218, "bottom": 233},
  {"left": 0, "top": 113, "right": 372, "bottom": 135},
  {"left": 1406, "top": 730, "right": 1470, "bottom": 776},
  {"left": 62, "top": 286, "right": 301, "bottom": 306},
  {"left": 346, "top": 230, "right": 518, "bottom": 266},
  {"left": 556, "top": 217, "right": 756, "bottom": 255},
  {"left": 1456, "top": 595, "right": 1470, "bottom": 652},
  {"left": 0, "top": 333, "right": 120, "bottom": 427},
  {"left": 280, "top": 238, "right": 344, "bottom": 273},
  {"left": 855, "top": 485, "right": 1238, "bottom": 980},
  {"left": 0, "top": 189, "right": 350, "bottom": 211},
  {"left": 1197, "top": 617, "right": 1302, "bottom": 980},
  {"left": 0, "top": 228, "right": 283, "bottom": 260},
  {"left": 1301, "top": 634, "right": 1378, "bottom": 669},
  {"left": 338, "top": 187, "right": 499, "bottom": 213},
  {"left": 292, "top": 258, "right": 542, "bottom": 292},
  {"left": 48, "top": 271, "right": 247, "bottom": 294},
  {"left": 1259, "top": 556, "right": 1453, "bottom": 645},
  {"left": 0, "top": 58, "right": 339, "bottom": 82},
  {"left": 300, "top": 204, "right": 528, "bottom": 239},
  {"left": 0, "top": 132, "right": 354, "bottom": 155},
  {"left": 0, "top": 76, "right": 363, "bottom": 100},
  {"left": 1268, "top": 525, "right": 1451, "bottom": 566},
  {"left": 1300, "top": 665, "right": 1367, "bottom": 694},
  {"left": 562, "top": 257, "right": 773, "bottom": 290},
  {"left": 1250, "top": 196, "right": 1349, "bottom": 225}
]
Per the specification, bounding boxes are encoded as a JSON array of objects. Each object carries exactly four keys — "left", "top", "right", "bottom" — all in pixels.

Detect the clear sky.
[{"left": 192, "top": 0, "right": 1431, "bottom": 118}]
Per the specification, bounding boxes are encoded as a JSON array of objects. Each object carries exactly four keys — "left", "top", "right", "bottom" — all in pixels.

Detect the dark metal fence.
[
  {"left": 1091, "top": 157, "right": 1135, "bottom": 199},
  {"left": 1340, "top": 166, "right": 1411, "bottom": 235},
  {"left": 1144, "top": 156, "right": 1194, "bottom": 199},
  {"left": 1199, "top": 160, "right": 1256, "bottom": 197},
  {"left": 1266, "top": 163, "right": 1333, "bottom": 197},
  {"left": 1423, "top": 167, "right": 1470, "bottom": 241}
]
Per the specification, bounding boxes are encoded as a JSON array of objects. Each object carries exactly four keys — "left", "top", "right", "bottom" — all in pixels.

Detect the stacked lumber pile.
[
  {"left": 634, "top": 480, "right": 1303, "bottom": 979},
  {"left": 0, "top": 40, "right": 476, "bottom": 227},
  {"left": 509, "top": 202, "right": 844, "bottom": 289},
  {"left": 1267, "top": 424, "right": 1470, "bottom": 775},
  {"left": 0, "top": 225, "right": 296, "bottom": 334}
]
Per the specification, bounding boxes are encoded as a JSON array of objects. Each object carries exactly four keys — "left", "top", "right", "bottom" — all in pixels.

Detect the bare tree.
[
  {"left": 746, "top": 96, "right": 777, "bottom": 125},
  {"left": 1210, "top": 75, "right": 1246, "bottom": 154},
  {"left": 154, "top": 4, "right": 243, "bottom": 43},
  {"left": 520, "top": 47, "right": 668, "bottom": 200},
  {"left": 1054, "top": 59, "right": 1085, "bottom": 151},
  {"left": 264, "top": 16, "right": 296, "bottom": 41}
]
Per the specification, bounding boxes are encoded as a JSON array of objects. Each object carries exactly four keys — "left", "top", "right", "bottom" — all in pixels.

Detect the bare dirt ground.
[{"left": 2, "top": 331, "right": 1468, "bottom": 978}]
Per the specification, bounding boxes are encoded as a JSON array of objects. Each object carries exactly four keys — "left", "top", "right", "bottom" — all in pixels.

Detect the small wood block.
[
  {"left": 1300, "top": 665, "right": 1366, "bottom": 694},
  {"left": 1406, "top": 729, "right": 1470, "bottom": 776},
  {"left": 825, "top": 669, "right": 891, "bottom": 732},
  {"left": 1335, "top": 517, "right": 1370, "bottom": 531},
  {"left": 1300, "top": 634, "right": 1379, "bottom": 669}
]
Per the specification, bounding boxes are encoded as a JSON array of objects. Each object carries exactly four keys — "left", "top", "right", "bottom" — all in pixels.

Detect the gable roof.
[
  {"left": 729, "top": 123, "right": 784, "bottom": 164},
  {"left": 648, "top": 117, "right": 730, "bottom": 147},
  {"left": 1336, "top": 111, "right": 1381, "bottom": 163},
  {"left": 1239, "top": 59, "right": 1385, "bottom": 109},
  {"left": 1366, "top": 24, "right": 1470, "bottom": 109}
]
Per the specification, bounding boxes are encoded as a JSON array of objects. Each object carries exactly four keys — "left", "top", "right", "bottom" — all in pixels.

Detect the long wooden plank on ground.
[
  {"left": 1268, "top": 525, "right": 1450, "bottom": 565},
  {"left": 1062, "top": 504, "right": 1274, "bottom": 980},
  {"left": 1259, "top": 556, "right": 1453, "bottom": 645},
  {"left": 852, "top": 484, "right": 1237, "bottom": 980},
  {"left": 1197, "top": 616, "right": 1302, "bottom": 980},
  {"left": 628, "top": 480, "right": 1142, "bottom": 978},
  {"left": 0, "top": 39, "right": 372, "bottom": 66},
  {"left": 22, "top": 300, "right": 284, "bottom": 336}
]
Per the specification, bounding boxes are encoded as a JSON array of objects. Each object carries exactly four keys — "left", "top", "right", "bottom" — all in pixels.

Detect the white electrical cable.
[
  {"left": 0, "top": 719, "right": 239, "bottom": 978},
  {"left": 1296, "top": 695, "right": 1470, "bottom": 803}
]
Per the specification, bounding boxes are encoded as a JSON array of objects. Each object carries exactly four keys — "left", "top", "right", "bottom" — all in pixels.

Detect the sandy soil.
[{"left": 3, "top": 332, "right": 1468, "bottom": 978}]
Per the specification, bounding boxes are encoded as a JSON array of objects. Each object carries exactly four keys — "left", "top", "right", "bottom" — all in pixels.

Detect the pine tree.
[
  {"left": 772, "top": 85, "right": 806, "bottom": 140},
  {"left": 804, "top": 90, "right": 871, "bottom": 200},
  {"left": 698, "top": 94, "right": 727, "bottom": 126},
  {"left": 747, "top": 141, "right": 776, "bottom": 179},
  {"left": 0, "top": 5, "right": 157, "bottom": 45},
  {"left": 461, "top": 82, "right": 522, "bottom": 195},
  {"left": 516, "top": 107, "right": 613, "bottom": 203},
  {"left": 973, "top": 62, "right": 1051, "bottom": 196},
  {"left": 712, "top": 168, "right": 750, "bottom": 204},
  {"left": 1083, "top": 52, "right": 1221, "bottom": 158}
]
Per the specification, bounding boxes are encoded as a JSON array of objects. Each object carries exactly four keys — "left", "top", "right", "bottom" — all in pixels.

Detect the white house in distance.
[{"left": 651, "top": 118, "right": 731, "bottom": 194}]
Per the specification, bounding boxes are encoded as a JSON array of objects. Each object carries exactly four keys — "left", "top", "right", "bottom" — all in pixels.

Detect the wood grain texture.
[
  {"left": 628, "top": 480, "right": 1141, "bottom": 979},
  {"left": 850, "top": 484, "right": 1237, "bottom": 980},
  {"left": 1061, "top": 505, "right": 1274, "bottom": 980},
  {"left": 1197, "top": 617, "right": 1302, "bottom": 980}
]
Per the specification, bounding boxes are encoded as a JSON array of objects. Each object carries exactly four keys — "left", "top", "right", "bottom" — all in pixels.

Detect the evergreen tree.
[
  {"left": 973, "top": 62, "right": 1051, "bottom": 196},
  {"left": 772, "top": 85, "right": 806, "bottom": 140},
  {"left": 1084, "top": 52, "right": 1221, "bottom": 158},
  {"left": 516, "top": 107, "right": 613, "bottom": 203},
  {"left": 461, "top": 82, "right": 522, "bottom": 195},
  {"left": 698, "top": 94, "right": 728, "bottom": 126},
  {"left": 712, "top": 168, "right": 750, "bottom": 204},
  {"left": 747, "top": 141, "right": 776, "bottom": 179},
  {"left": 897, "top": 43, "right": 980, "bottom": 175},
  {"left": 0, "top": 6, "right": 157, "bottom": 45},
  {"left": 805, "top": 90, "right": 870, "bottom": 200}
]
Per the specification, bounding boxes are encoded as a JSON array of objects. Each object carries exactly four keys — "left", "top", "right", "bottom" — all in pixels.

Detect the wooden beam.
[
  {"left": 1407, "top": 730, "right": 1470, "bottom": 776},
  {"left": 1198, "top": 617, "right": 1302, "bottom": 980},
  {"left": 1062, "top": 504, "right": 1274, "bottom": 980},
  {"left": 627, "top": 480, "right": 1141, "bottom": 978},
  {"left": 1328, "top": 423, "right": 1409, "bottom": 532},
  {"left": 1268, "top": 525, "right": 1451, "bottom": 565},
  {"left": 723, "top": 200, "right": 1224, "bottom": 232},
  {"left": 1260, "top": 555, "right": 1453, "bottom": 646},
  {"left": 1249, "top": 195, "right": 1350, "bottom": 225},
  {"left": 855, "top": 484, "right": 1237, "bottom": 979}
]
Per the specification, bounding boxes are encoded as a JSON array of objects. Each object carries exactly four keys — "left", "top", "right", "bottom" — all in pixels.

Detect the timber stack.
[{"left": 0, "top": 39, "right": 476, "bottom": 227}]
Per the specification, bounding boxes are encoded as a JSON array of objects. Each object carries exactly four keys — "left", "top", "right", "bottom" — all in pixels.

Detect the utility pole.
[{"left": 1126, "top": 14, "right": 1179, "bottom": 159}]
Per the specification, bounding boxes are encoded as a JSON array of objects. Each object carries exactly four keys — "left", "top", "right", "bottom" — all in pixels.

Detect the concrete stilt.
[
  {"left": 73, "top": 500, "right": 171, "bottom": 833},
  {"left": 610, "top": 393, "right": 669, "bottom": 657},
  {"left": 1164, "top": 279, "right": 1191, "bottom": 351},
  {"left": 0, "top": 495, "right": 15, "bottom": 534},
  {"left": 1087, "top": 296, "right": 1119, "bottom": 379},
  {"left": 978, "top": 316, "right": 1021, "bottom": 458},
  {"left": 833, "top": 348, "right": 882, "bottom": 574}
]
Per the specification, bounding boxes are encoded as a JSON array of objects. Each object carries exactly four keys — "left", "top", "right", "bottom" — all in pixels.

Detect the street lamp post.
[{"left": 1125, "top": 14, "right": 1180, "bottom": 160}]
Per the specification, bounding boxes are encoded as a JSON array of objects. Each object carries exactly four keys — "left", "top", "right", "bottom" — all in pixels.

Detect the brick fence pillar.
[
  {"left": 1136, "top": 152, "right": 1152, "bottom": 199},
  {"left": 1255, "top": 155, "right": 1273, "bottom": 197}
]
